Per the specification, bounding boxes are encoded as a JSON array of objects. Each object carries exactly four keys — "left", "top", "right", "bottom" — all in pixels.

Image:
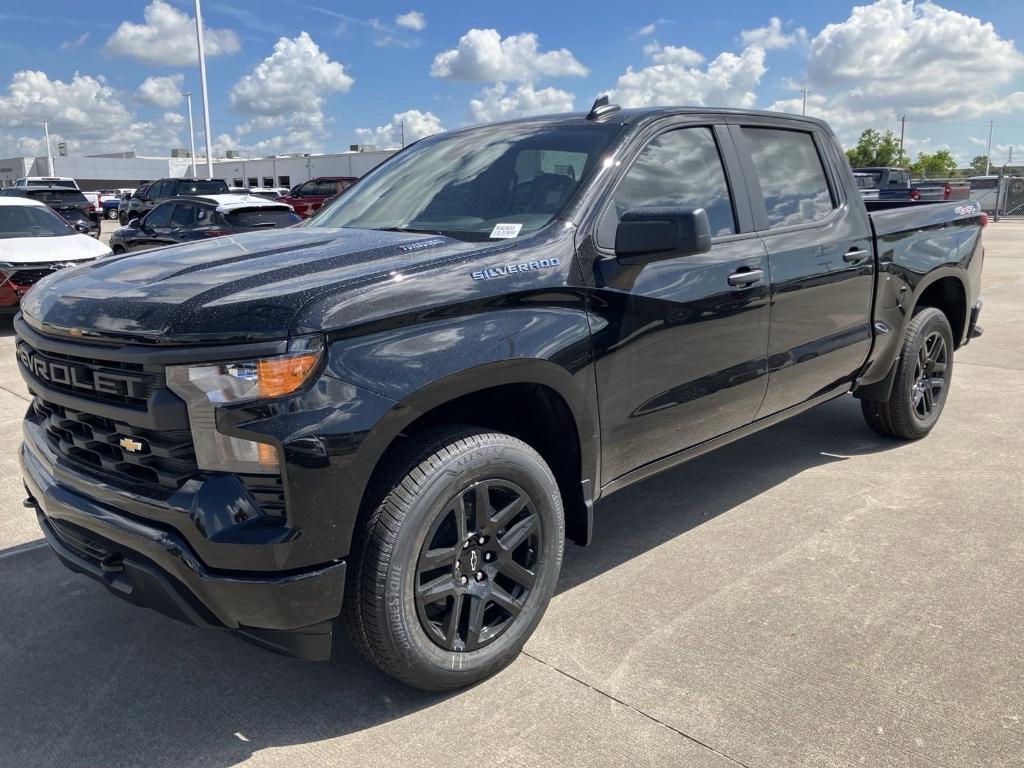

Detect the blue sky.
[{"left": 2, "top": 0, "right": 1023, "bottom": 164}]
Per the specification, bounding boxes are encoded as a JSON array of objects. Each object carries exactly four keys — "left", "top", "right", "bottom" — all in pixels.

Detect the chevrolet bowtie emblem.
[{"left": 118, "top": 437, "right": 144, "bottom": 453}]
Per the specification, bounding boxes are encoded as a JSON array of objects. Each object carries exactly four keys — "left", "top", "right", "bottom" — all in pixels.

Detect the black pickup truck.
[{"left": 16, "top": 102, "right": 984, "bottom": 690}]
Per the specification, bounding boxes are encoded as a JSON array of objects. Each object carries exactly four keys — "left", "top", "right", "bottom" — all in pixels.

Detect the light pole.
[
  {"left": 800, "top": 89, "right": 809, "bottom": 116},
  {"left": 185, "top": 91, "right": 197, "bottom": 178},
  {"left": 194, "top": 0, "right": 214, "bottom": 179},
  {"left": 985, "top": 121, "right": 994, "bottom": 176},
  {"left": 43, "top": 119, "right": 54, "bottom": 175}
]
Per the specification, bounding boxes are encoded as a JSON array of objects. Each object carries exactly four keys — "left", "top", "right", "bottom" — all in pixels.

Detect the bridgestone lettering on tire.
[
  {"left": 344, "top": 426, "right": 564, "bottom": 690},
  {"left": 861, "top": 307, "right": 954, "bottom": 440}
]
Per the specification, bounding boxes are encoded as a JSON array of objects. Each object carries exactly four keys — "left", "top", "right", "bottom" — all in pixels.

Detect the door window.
[
  {"left": 143, "top": 202, "right": 174, "bottom": 228},
  {"left": 741, "top": 128, "right": 835, "bottom": 229},
  {"left": 169, "top": 203, "right": 198, "bottom": 228},
  {"left": 313, "top": 180, "right": 338, "bottom": 196},
  {"left": 599, "top": 126, "right": 736, "bottom": 247},
  {"left": 296, "top": 181, "right": 317, "bottom": 195}
]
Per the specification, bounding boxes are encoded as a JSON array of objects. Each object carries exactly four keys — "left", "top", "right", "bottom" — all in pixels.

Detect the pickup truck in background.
[
  {"left": 279, "top": 176, "right": 358, "bottom": 218},
  {"left": 852, "top": 166, "right": 969, "bottom": 202},
  {"left": 17, "top": 104, "right": 985, "bottom": 691}
]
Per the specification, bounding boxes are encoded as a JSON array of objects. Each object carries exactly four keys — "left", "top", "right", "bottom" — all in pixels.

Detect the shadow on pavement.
[{"left": 0, "top": 395, "right": 897, "bottom": 767}]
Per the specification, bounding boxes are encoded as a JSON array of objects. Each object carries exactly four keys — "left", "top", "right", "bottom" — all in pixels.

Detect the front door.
[{"left": 586, "top": 124, "right": 771, "bottom": 483}]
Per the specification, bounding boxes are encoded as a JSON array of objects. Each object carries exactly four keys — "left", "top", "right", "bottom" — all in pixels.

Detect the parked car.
[
  {"left": 17, "top": 104, "right": 985, "bottom": 690},
  {"left": 852, "top": 167, "right": 954, "bottom": 201},
  {"left": 119, "top": 177, "right": 231, "bottom": 224},
  {"left": 0, "top": 186, "right": 99, "bottom": 238},
  {"left": 110, "top": 194, "right": 299, "bottom": 253},
  {"left": 279, "top": 176, "right": 357, "bottom": 218},
  {"left": 0, "top": 197, "right": 110, "bottom": 311},
  {"left": 13, "top": 176, "right": 78, "bottom": 189},
  {"left": 102, "top": 191, "right": 133, "bottom": 220}
]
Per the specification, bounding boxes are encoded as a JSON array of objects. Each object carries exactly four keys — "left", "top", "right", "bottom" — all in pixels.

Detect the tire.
[
  {"left": 861, "top": 307, "right": 954, "bottom": 440},
  {"left": 106, "top": 208, "right": 119, "bottom": 220},
  {"left": 345, "top": 426, "right": 564, "bottom": 690},
  {"left": 118, "top": 213, "right": 128, "bottom": 226},
  {"left": 111, "top": 245, "right": 126, "bottom": 255}
]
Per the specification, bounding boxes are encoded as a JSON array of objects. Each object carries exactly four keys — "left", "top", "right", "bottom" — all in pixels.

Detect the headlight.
[{"left": 166, "top": 335, "right": 323, "bottom": 474}]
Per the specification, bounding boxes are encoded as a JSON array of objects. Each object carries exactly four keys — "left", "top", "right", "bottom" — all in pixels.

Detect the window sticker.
[{"left": 489, "top": 222, "right": 523, "bottom": 239}]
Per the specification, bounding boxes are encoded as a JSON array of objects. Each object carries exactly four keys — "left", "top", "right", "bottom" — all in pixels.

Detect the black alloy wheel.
[
  {"left": 414, "top": 479, "right": 540, "bottom": 652},
  {"left": 910, "top": 330, "right": 948, "bottom": 420}
]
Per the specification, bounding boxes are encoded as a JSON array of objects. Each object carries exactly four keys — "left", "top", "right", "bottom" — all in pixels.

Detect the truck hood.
[{"left": 20, "top": 227, "right": 507, "bottom": 343}]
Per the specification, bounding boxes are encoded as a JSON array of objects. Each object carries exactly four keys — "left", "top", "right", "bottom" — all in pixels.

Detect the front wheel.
[
  {"left": 861, "top": 307, "right": 954, "bottom": 439},
  {"left": 345, "top": 426, "right": 564, "bottom": 690},
  {"left": 118, "top": 212, "right": 128, "bottom": 226},
  {"left": 106, "top": 208, "right": 119, "bottom": 220}
]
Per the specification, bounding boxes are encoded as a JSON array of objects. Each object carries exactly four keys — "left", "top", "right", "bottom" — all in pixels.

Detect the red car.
[{"left": 280, "top": 177, "right": 357, "bottom": 218}]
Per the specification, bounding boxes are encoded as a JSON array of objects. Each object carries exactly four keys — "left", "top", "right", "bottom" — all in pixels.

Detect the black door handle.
[
  {"left": 843, "top": 248, "right": 870, "bottom": 264},
  {"left": 727, "top": 268, "right": 764, "bottom": 287}
]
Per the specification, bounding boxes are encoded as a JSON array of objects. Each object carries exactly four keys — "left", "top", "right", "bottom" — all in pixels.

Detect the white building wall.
[{"left": 213, "top": 151, "right": 395, "bottom": 188}]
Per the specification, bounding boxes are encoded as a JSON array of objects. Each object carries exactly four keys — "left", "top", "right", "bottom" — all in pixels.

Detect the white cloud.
[
  {"left": 395, "top": 11, "right": 426, "bottom": 31},
  {"left": 607, "top": 41, "right": 766, "bottom": 108},
  {"left": 805, "top": 0, "right": 1024, "bottom": 120},
  {"left": 468, "top": 83, "right": 575, "bottom": 123},
  {"left": 355, "top": 109, "right": 444, "bottom": 148},
  {"left": 634, "top": 20, "right": 669, "bottom": 38},
  {"left": 106, "top": 0, "right": 240, "bottom": 66},
  {"left": 229, "top": 32, "right": 353, "bottom": 114},
  {"left": 136, "top": 74, "right": 184, "bottom": 109},
  {"left": 163, "top": 112, "right": 186, "bottom": 126},
  {"left": 740, "top": 17, "right": 806, "bottom": 50},
  {"left": 432, "top": 29, "right": 588, "bottom": 82},
  {"left": 60, "top": 32, "right": 90, "bottom": 50}
]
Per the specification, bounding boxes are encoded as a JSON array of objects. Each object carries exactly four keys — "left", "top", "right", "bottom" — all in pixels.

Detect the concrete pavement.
[{"left": 0, "top": 220, "right": 1021, "bottom": 767}]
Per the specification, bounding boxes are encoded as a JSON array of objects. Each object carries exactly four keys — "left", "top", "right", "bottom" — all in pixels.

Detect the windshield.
[
  {"left": 308, "top": 122, "right": 622, "bottom": 240},
  {"left": 24, "top": 190, "right": 87, "bottom": 205},
  {"left": 0, "top": 205, "right": 72, "bottom": 238},
  {"left": 178, "top": 180, "right": 230, "bottom": 195},
  {"left": 26, "top": 179, "right": 76, "bottom": 188}
]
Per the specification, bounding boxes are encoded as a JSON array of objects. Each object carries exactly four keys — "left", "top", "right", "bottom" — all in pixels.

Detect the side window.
[
  {"left": 314, "top": 180, "right": 337, "bottom": 195},
  {"left": 262, "top": 177, "right": 274, "bottom": 188},
  {"left": 247, "top": 177, "right": 258, "bottom": 188},
  {"left": 297, "top": 181, "right": 317, "bottom": 195},
  {"left": 154, "top": 180, "right": 173, "bottom": 198},
  {"left": 169, "top": 203, "right": 198, "bottom": 228},
  {"left": 600, "top": 126, "right": 736, "bottom": 248},
  {"left": 143, "top": 202, "right": 174, "bottom": 228},
  {"left": 741, "top": 127, "right": 835, "bottom": 230},
  {"left": 278, "top": 175, "right": 290, "bottom": 188}
]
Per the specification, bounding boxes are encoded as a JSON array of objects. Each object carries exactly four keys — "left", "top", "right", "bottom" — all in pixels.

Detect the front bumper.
[{"left": 21, "top": 438, "right": 346, "bottom": 660}]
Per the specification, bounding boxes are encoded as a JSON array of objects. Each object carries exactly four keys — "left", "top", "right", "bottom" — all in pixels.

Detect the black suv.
[
  {"left": 0, "top": 186, "right": 99, "bottom": 237},
  {"left": 110, "top": 194, "right": 300, "bottom": 253},
  {"left": 119, "top": 178, "right": 230, "bottom": 225}
]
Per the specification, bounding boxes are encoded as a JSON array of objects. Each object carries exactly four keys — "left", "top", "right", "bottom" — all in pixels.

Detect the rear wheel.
[
  {"left": 118, "top": 212, "right": 128, "bottom": 226},
  {"left": 111, "top": 245, "right": 126, "bottom": 255},
  {"left": 106, "top": 208, "right": 119, "bottom": 220},
  {"left": 861, "top": 307, "right": 954, "bottom": 439},
  {"left": 345, "top": 426, "right": 564, "bottom": 690}
]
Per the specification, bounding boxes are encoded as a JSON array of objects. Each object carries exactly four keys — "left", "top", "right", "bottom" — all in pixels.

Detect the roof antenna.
[{"left": 587, "top": 95, "right": 621, "bottom": 120}]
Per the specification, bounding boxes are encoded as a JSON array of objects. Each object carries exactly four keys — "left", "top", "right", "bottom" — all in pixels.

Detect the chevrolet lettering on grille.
[{"left": 17, "top": 342, "right": 147, "bottom": 400}]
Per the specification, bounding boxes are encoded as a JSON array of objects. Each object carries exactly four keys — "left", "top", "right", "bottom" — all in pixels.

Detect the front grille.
[
  {"left": 17, "top": 339, "right": 155, "bottom": 409},
  {"left": 239, "top": 474, "right": 287, "bottom": 520},
  {"left": 33, "top": 398, "right": 197, "bottom": 490},
  {"left": 7, "top": 268, "right": 57, "bottom": 286}
]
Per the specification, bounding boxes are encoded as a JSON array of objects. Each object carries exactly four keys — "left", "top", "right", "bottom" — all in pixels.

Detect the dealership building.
[{"left": 0, "top": 147, "right": 395, "bottom": 190}]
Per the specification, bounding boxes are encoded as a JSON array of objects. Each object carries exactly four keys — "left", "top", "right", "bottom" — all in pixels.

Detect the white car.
[
  {"left": 13, "top": 176, "right": 79, "bottom": 189},
  {"left": 0, "top": 197, "right": 111, "bottom": 312}
]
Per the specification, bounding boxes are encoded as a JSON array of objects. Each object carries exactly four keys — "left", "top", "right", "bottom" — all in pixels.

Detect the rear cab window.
[
  {"left": 225, "top": 208, "right": 299, "bottom": 228},
  {"left": 175, "top": 179, "right": 230, "bottom": 196},
  {"left": 25, "top": 189, "right": 88, "bottom": 205},
  {"left": 740, "top": 127, "right": 836, "bottom": 230}
]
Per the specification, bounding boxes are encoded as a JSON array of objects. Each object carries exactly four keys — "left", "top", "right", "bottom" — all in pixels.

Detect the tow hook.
[{"left": 100, "top": 554, "right": 124, "bottom": 574}]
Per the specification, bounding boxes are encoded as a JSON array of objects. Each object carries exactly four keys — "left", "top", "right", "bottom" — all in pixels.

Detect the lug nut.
[
  {"left": 460, "top": 575, "right": 468, "bottom": 585},
  {"left": 463, "top": 541, "right": 470, "bottom": 549},
  {"left": 475, "top": 572, "right": 485, "bottom": 582},
  {"left": 484, "top": 552, "right": 493, "bottom": 562},
  {"left": 477, "top": 536, "right": 485, "bottom": 545}
]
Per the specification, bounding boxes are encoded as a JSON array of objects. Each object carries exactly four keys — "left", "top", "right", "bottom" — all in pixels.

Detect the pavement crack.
[
  {"left": 0, "top": 383, "right": 31, "bottom": 403},
  {"left": 522, "top": 650, "right": 753, "bottom": 768}
]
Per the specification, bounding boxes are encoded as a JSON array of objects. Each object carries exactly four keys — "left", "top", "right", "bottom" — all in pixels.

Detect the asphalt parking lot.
[{"left": 0, "top": 219, "right": 1021, "bottom": 768}]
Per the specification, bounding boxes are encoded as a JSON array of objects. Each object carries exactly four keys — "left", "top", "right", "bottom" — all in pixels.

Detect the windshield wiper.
[{"left": 374, "top": 226, "right": 446, "bottom": 236}]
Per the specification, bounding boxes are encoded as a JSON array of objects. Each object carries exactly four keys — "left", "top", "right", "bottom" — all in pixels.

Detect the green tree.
[
  {"left": 845, "top": 128, "right": 908, "bottom": 168},
  {"left": 911, "top": 149, "right": 957, "bottom": 179},
  {"left": 970, "top": 155, "right": 990, "bottom": 175}
]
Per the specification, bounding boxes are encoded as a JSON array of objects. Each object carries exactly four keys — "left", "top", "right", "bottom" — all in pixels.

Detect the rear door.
[
  {"left": 585, "top": 121, "right": 771, "bottom": 482},
  {"left": 729, "top": 120, "right": 874, "bottom": 417},
  {"left": 133, "top": 202, "right": 175, "bottom": 250}
]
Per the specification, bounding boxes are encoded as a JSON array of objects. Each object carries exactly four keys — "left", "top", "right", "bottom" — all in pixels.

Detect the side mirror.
[
  {"left": 128, "top": 218, "right": 141, "bottom": 230},
  {"left": 73, "top": 221, "right": 91, "bottom": 234},
  {"left": 615, "top": 207, "right": 712, "bottom": 262}
]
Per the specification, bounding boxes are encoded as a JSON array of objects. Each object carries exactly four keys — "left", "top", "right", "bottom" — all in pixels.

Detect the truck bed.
[{"left": 866, "top": 199, "right": 981, "bottom": 238}]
